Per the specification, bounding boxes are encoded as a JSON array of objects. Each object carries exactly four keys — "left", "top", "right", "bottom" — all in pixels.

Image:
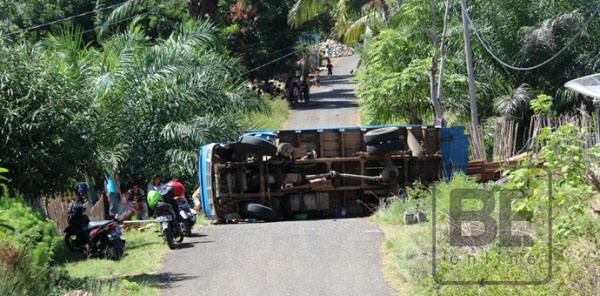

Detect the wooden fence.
[{"left": 33, "top": 192, "right": 107, "bottom": 233}]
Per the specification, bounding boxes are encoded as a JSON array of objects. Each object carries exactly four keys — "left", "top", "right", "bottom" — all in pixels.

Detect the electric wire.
[
  {"left": 1, "top": 0, "right": 141, "bottom": 39},
  {"left": 461, "top": 2, "right": 600, "bottom": 71},
  {"left": 62, "top": 11, "right": 150, "bottom": 39},
  {"left": 238, "top": 45, "right": 313, "bottom": 77}
]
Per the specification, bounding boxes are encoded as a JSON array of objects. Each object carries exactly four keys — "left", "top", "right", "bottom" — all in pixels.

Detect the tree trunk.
[
  {"left": 436, "top": 0, "right": 451, "bottom": 102},
  {"left": 429, "top": 0, "right": 443, "bottom": 124},
  {"left": 460, "top": 0, "right": 479, "bottom": 127}
]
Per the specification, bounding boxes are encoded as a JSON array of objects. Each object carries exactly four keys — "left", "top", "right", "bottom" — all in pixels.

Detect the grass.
[
  {"left": 63, "top": 224, "right": 168, "bottom": 296},
  {"left": 63, "top": 215, "right": 210, "bottom": 295},
  {"left": 249, "top": 95, "right": 289, "bottom": 130},
  {"left": 196, "top": 213, "right": 210, "bottom": 226},
  {"left": 373, "top": 173, "right": 600, "bottom": 295}
]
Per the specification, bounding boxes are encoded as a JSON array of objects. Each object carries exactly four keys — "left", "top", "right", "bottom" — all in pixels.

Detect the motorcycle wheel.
[
  {"left": 184, "top": 220, "right": 192, "bottom": 237},
  {"left": 176, "top": 226, "right": 185, "bottom": 243},
  {"left": 104, "top": 240, "right": 124, "bottom": 260},
  {"left": 64, "top": 232, "right": 83, "bottom": 251},
  {"left": 164, "top": 227, "right": 176, "bottom": 250}
]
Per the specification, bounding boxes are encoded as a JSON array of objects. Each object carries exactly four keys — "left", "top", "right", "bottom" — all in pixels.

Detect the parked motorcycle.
[
  {"left": 148, "top": 189, "right": 184, "bottom": 250},
  {"left": 175, "top": 196, "right": 197, "bottom": 237},
  {"left": 64, "top": 183, "right": 125, "bottom": 260}
]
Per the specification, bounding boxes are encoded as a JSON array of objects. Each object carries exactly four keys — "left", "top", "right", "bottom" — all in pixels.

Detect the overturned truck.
[{"left": 198, "top": 125, "right": 467, "bottom": 222}]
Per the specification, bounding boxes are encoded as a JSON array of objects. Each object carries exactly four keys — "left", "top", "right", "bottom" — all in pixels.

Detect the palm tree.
[
  {"left": 44, "top": 19, "right": 264, "bottom": 180},
  {"left": 288, "top": 0, "right": 389, "bottom": 44}
]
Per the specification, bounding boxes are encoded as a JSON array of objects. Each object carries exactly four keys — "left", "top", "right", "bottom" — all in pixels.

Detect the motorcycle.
[
  {"left": 175, "top": 196, "right": 197, "bottom": 237},
  {"left": 154, "top": 201, "right": 184, "bottom": 249},
  {"left": 64, "top": 183, "right": 125, "bottom": 260},
  {"left": 148, "top": 189, "right": 184, "bottom": 250}
]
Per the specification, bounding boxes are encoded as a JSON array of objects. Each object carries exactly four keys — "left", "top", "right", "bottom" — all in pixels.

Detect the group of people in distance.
[
  {"left": 285, "top": 76, "right": 311, "bottom": 105},
  {"left": 103, "top": 173, "right": 202, "bottom": 223}
]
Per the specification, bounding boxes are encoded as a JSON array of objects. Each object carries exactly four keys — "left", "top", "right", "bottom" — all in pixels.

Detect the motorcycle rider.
[
  {"left": 167, "top": 175, "right": 185, "bottom": 199},
  {"left": 157, "top": 175, "right": 185, "bottom": 234}
]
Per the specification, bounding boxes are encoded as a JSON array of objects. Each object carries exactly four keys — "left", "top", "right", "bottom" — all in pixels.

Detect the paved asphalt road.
[
  {"left": 159, "top": 219, "right": 393, "bottom": 296},
  {"left": 284, "top": 54, "right": 361, "bottom": 129},
  {"left": 159, "top": 55, "right": 394, "bottom": 296}
]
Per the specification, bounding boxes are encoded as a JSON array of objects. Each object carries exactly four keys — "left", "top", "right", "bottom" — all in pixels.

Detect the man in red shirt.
[{"left": 167, "top": 175, "right": 185, "bottom": 197}]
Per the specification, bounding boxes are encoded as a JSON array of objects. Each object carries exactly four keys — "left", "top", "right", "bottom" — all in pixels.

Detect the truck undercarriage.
[{"left": 201, "top": 126, "right": 447, "bottom": 221}]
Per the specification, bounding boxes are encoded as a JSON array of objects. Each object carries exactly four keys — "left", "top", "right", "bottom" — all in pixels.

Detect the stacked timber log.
[{"left": 467, "top": 159, "right": 518, "bottom": 182}]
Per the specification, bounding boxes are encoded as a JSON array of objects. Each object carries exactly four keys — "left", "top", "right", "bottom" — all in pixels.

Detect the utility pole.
[{"left": 460, "top": 0, "right": 479, "bottom": 126}]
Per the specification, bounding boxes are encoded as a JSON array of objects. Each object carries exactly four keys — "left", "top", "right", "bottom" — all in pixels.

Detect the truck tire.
[
  {"left": 364, "top": 127, "right": 401, "bottom": 145},
  {"left": 241, "top": 203, "right": 279, "bottom": 222},
  {"left": 240, "top": 136, "right": 278, "bottom": 156},
  {"left": 367, "top": 140, "right": 404, "bottom": 155}
]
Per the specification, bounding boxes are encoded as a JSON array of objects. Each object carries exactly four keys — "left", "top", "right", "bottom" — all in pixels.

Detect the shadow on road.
[
  {"left": 157, "top": 272, "right": 200, "bottom": 289},
  {"left": 177, "top": 241, "right": 199, "bottom": 249}
]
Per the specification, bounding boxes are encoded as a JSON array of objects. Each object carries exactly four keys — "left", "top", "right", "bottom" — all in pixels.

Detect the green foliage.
[
  {"left": 376, "top": 126, "right": 600, "bottom": 295},
  {"left": 0, "top": 184, "right": 64, "bottom": 266},
  {"left": 0, "top": 168, "right": 7, "bottom": 181},
  {"left": 1, "top": 18, "right": 265, "bottom": 194},
  {"left": 0, "top": 0, "right": 96, "bottom": 41},
  {"left": 0, "top": 243, "right": 69, "bottom": 296},
  {"left": 0, "top": 39, "right": 95, "bottom": 196},
  {"left": 221, "top": 0, "right": 301, "bottom": 79},
  {"left": 247, "top": 95, "right": 290, "bottom": 130},
  {"left": 120, "top": 279, "right": 141, "bottom": 293},
  {"left": 357, "top": 27, "right": 468, "bottom": 124},
  {"left": 357, "top": 0, "right": 600, "bottom": 127},
  {"left": 530, "top": 94, "right": 553, "bottom": 115}
]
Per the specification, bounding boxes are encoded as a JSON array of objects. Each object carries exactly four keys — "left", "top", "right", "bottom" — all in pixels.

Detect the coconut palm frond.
[
  {"left": 288, "top": 0, "right": 337, "bottom": 28},
  {"left": 343, "top": 15, "right": 369, "bottom": 44},
  {"left": 494, "top": 83, "right": 532, "bottom": 116},
  {"left": 97, "top": 0, "right": 151, "bottom": 40},
  {"left": 97, "top": 143, "right": 129, "bottom": 174}
]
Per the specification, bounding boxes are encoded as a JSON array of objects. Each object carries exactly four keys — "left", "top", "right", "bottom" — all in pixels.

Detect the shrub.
[
  {"left": 0, "top": 184, "right": 65, "bottom": 266},
  {"left": 0, "top": 242, "right": 68, "bottom": 296}
]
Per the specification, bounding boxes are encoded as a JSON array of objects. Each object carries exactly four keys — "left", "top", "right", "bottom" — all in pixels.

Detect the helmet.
[
  {"left": 75, "top": 182, "right": 89, "bottom": 198},
  {"left": 147, "top": 190, "right": 163, "bottom": 209}
]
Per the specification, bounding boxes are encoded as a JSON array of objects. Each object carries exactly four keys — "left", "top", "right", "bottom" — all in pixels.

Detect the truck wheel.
[
  {"left": 241, "top": 203, "right": 279, "bottom": 222},
  {"left": 367, "top": 140, "right": 404, "bottom": 155},
  {"left": 240, "top": 136, "right": 278, "bottom": 156},
  {"left": 364, "top": 127, "right": 401, "bottom": 145}
]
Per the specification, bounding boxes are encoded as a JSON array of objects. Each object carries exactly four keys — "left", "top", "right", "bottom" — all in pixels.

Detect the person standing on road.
[
  {"left": 292, "top": 81, "right": 300, "bottom": 104},
  {"left": 324, "top": 45, "right": 330, "bottom": 58},
  {"left": 327, "top": 60, "right": 333, "bottom": 78},
  {"left": 301, "top": 77, "right": 310, "bottom": 103},
  {"left": 105, "top": 172, "right": 122, "bottom": 219},
  {"left": 192, "top": 188, "right": 202, "bottom": 212}
]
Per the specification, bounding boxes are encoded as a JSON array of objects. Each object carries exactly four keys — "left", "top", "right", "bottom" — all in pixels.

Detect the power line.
[
  {"left": 0, "top": 11, "right": 150, "bottom": 59},
  {"left": 1, "top": 0, "right": 140, "bottom": 39},
  {"left": 64, "top": 11, "right": 150, "bottom": 39},
  {"left": 462, "top": 2, "right": 600, "bottom": 71},
  {"left": 238, "top": 45, "right": 313, "bottom": 77}
]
